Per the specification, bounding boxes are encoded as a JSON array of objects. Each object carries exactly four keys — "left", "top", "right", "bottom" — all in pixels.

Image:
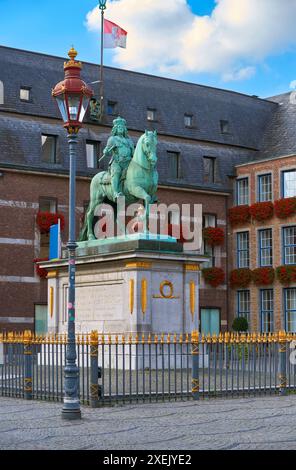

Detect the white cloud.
[
  {"left": 290, "top": 80, "right": 296, "bottom": 89},
  {"left": 86, "top": 0, "right": 296, "bottom": 81}
]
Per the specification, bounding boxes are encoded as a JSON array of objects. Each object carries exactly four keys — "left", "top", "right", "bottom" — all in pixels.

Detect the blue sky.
[{"left": 1, "top": 0, "right": 296, "bottom": 98}]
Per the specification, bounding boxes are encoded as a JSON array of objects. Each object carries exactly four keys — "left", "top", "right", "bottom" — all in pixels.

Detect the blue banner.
[{"left": 49, "top": 221, "right": 61, "bottom": 260}]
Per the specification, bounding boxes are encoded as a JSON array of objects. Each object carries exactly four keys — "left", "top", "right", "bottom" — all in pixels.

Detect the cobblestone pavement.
[{"left": 0, "top": 396, "right": 296, "bottom": 450}]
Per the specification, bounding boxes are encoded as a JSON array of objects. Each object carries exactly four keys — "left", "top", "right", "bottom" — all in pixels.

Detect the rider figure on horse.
[{"left": 100, "top": 116, "right": 134, "bottom": 200}]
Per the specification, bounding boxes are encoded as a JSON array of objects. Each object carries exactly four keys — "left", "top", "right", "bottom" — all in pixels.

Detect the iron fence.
[{"left": 0, "top": 331, "right": 295, "bottom": 406}]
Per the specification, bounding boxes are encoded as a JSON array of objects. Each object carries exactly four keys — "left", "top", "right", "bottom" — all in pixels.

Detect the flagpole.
[{"left": 99, "top": 1, "right": 107, "bottom": 121}]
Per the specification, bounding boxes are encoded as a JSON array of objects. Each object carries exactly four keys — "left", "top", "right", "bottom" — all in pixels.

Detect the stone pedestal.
[{"left": 42, "top": 237, "right": 206, "bottom": 335}]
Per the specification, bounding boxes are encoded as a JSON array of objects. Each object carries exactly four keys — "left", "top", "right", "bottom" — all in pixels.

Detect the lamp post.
[
  {"left": 52, "top": 48, "right": 93, "bottom": 420},
  {"left": 99, "top": 0, "right": 107, "bottom": 119}
]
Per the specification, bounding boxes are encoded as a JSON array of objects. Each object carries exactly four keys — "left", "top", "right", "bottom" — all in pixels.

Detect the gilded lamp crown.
[{"left": 64, "top": 47, "right": 82, "bottom": 70}]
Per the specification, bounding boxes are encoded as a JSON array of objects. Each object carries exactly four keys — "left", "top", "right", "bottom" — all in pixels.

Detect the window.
[
  {"left": 39, "top": 197, "right": 57, "bottom": 213},
  {"left": 203, "top": 214, "right": 216, "bottom": 267},
  {"left": 41, "top": 135, "right": 58, "bottom": 164},
  {"left": 39, "top": 198, "right": 57, "bottom": 258},
  {"left": 200, "top": 308, "right": 220, "bottom": 336},
  {"left": 237, "top": 232, "right": 249, "bottom": 268},
  {"left": 0, "top": 81, "right": 3, "bottom": 105},
  {"left": 258, "top": 174, "right": 272, "bottom": 202},
  {"left": 203, "top": 157, "right": 216, "bottom": 183},
  {"left": 184, "top": 114, "right": 193, "bottom": 127},
  {"left": 236, "top": 178, "right": 249, "bottom": 206},
  {"left": 167, "top": 151, "right": 180, "bottom": 179},
  {"left": 107, "top": 101, "right": 117, "bottom": 115},
  {"left": 203, "top": 214, "right": 216, "bottom": 228},
  {"left": 260, "top": 289, "right": 274, "bottom": 333},
  {"left": 35, "top": 305, "right": 48, "bottom": 335},
  {"left": 20, "top": 87, "right": 31, "bottom": 101},
  {"left": 147, "top": 108, "right": 156, "bottom": 121},
  {"left": 259, "top": 229, "right": 273, "bottom": 267},
  {"left": 283, "top": 226, "right": 296, "bottom": 265},
  {"left": 237, "top": 291, "right": 250, "bottom": 325},
  {"left": 283, "top": 170, "right": 296, "bottom": 198},
  {"left": 284, "top": 288, "right": 296, "bottom": 332},
  {"left": 220, "top": 120, "right": 229, "bottom": 134},
  {"left": 86, "top": 141, "right": 99, "bottom": 169}
]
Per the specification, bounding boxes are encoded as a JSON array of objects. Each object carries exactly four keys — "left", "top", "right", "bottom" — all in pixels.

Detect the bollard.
[
  {"left": 23, "top": 330, "right": 33, "bottom": 400},
  {"left": 90, "top": 330, "right": 100, "bottom": 408},
  {"left": 278, "top": 331, "right": 287, "bottom": 396},
  {"left": 191, "top": 330, "right": 199, "bottom": 400}
]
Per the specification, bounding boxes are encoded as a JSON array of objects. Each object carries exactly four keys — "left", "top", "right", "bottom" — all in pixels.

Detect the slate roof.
[
  {"left": 0, "top": 45, "right": 289, "bottom": 191},
  {"left": 258, "top": 92, "right": 296, "bottom": 160}
]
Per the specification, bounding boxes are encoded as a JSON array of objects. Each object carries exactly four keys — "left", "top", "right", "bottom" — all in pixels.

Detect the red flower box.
[
  {"left": 230, "top": 268, "right": 252, "bottom": 288},
  {"left": 276, "top": 266, "right": 296, "bottom": 285},
  {"left": 203, "top": 227, "right": 225, "bottom": 246},
  {"left": 249, "top": 202, "right": 274, "bottom": 222},
  {"left": 252, "top": 267, "right": 275, "bottom": 286},
  {"left": 202, "top": 267, "right": 225, "bottom": 288},
  {"left": 274, "top": 198, "right": 296, "bottom": 219},
  {"left": 229, "top": 205, "right": 250, "bottom": 226},
  {"left": 33, "top": 258, "right": 48, "bottom": 279},
  {"left": 36, "top": 211, "right": 65, "bottom": 233}
]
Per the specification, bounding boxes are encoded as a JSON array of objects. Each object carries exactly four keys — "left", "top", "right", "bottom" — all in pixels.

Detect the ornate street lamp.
[{"left": 52, "top": 48, "right": 93, "bottom": 420}]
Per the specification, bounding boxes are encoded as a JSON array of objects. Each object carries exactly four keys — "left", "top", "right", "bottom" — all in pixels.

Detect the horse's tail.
[{"left": 78, "top": 204, "right": 89, "bottom": 241}]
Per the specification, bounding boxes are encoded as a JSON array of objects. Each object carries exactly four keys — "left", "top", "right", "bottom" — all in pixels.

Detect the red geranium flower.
[
  {"left": 274, "top": 198, "right": 296, "bottom": 219},
  {"left": 229, "top": 205, "right": 251, "bottom": 226},
  {"left": 249, "top": 202, "right": 274, "bottom": 222},
  {"left": 230, "top": 268, "right": 252, "bottom": 288},
  {"left": 202, "top": 267, "right": 225, "bottom": 288},
  {"left": 252, "top": 267, "right": 275, "bottom": 286},
  {"left": 203, "top": 227, "right": 225, "bottom": 246}
]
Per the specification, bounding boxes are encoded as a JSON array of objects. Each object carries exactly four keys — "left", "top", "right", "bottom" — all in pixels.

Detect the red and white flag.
[{"left": 104, "top": 19, "right": 127, "bottom": 49}]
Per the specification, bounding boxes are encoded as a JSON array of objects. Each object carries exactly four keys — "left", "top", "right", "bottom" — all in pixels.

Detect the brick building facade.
[
  {"left": 230, "top": 155, "right": 296, "bottom": 332},
  {"left": 0, "top": 45, "right": 295, "bottom": 334}
]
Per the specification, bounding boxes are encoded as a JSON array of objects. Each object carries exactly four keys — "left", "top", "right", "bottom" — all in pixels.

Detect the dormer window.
[
  {"left": 184, "top": 114, "right": 193, "bottom": 127},
  {"left": 20, "top": 87, "right": 31, "bottom": 102},
  {"left": 147, "top": 108, "right": 157, "bottom": 122},
  {"left": 107, "top": 101, "right": 117, "bottom": 116},
  {"left": 220, "top": 120, "right": 230, "bottom": 134}
]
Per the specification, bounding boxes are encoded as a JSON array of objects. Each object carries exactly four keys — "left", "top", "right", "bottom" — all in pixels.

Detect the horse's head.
[{"left": 142, "top": 130, "right": 158, "bottom": 168}]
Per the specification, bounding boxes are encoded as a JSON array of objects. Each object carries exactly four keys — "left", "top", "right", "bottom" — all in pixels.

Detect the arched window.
[{"left": 0, "top": 81, "right": 3, "bottom": 104}]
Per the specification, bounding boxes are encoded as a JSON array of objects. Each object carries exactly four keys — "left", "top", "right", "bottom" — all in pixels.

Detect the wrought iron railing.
[{"left": 0, "top": 331, "right": 295, "bottom": 406}]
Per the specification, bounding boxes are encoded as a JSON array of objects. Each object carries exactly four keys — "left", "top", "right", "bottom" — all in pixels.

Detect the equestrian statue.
[{"left": 79, "top": 116, "right": 158, "bottom": 241}]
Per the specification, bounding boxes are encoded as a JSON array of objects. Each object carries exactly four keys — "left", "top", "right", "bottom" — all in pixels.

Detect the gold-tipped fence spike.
[
  {"left": 122, "top": 334, "right": 126, "bottom": 345},
  {"left": 161, "top": 333, "right": 165, "bottom": 344},
  {"left": 101, "top": 334, "right": 105, "bottom": 345},
  {"left": 148, "top": 333, "right": 152, "bottom": 344},
  {"left": 90, "top": 330, "right": 98, "bottom": 345},
  {"left": 201, "top": 333, "right": 206, "bottom": 344},
  {"left": 154, "top": 334, "right": 158, "bottom": 344},
  {"left": 135, "top": 334, "right": 139, "bottom": 344},
  {"left": 206, "top": 333, "right": 212, "bottom": 344},
  {"left": 115, "top": 335, "right": 119, "bottom": 345},
  {"left": 167, "top": 333, "right": 171, "bottom": 344},
  {"left": 142, "top": 333, "right": 145, "bottom": 344},
  {"left": 240, "top": 333, "right": 246, "bottom": 343},
  {"left": 108, "top": 333, "right": 112, "bottom": 345},
  {"left": 185, "top": 333, "right": 189, "bottom": 344},
  {"left": 191, "top": 330, "right": 199, "bottom": 343},
  {"left": 179, "top": 334, "right": 183, "bottom": 344},
  {"left": 173, "top": 333, "right": 177, "bottom": 344},
  {"left": 279, "top": 330, "right": 287, "bottom": 343},
  {"left": 128, "top": 333, "right": 132, "bottom": 345}
]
